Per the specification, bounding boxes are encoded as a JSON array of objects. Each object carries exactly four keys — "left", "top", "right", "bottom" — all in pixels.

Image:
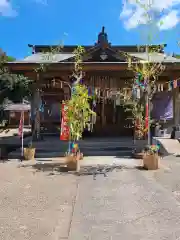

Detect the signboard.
[{"left": 60, "top": 103, "right": 70, "bottom": 140}]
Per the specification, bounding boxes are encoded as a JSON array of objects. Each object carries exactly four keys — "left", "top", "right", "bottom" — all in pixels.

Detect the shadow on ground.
[{"left": 18, "top": 161, "right": 125, "bottom": 178}]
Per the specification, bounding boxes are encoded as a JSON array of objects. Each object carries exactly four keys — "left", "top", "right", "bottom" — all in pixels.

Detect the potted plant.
[
  {"left": 143, "top": 144, "right": 160, "bottom": 170},
  {"left": 24, "top": 141, "right": 36, "bottom": 160}
]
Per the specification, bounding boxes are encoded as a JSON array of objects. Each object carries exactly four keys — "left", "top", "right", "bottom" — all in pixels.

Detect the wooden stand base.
[
  {"left": 24, "top": 148, "right": 36, "bottom": 160},
  {"left": 66, "top": 153, "right": 83, "bottom": 171},
  {"left": 143, "top": 153, "right": 159, "bottom": 170}
]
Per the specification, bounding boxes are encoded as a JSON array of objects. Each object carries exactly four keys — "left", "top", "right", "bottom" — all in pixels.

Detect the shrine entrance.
[
  {"left": 83, "top": 100, "right": 134, "bottom": 137},
  {"left": 40, "top": 77, "right": 134, "bottom": 137}
]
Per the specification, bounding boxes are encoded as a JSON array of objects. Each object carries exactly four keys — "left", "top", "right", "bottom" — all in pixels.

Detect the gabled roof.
[
  {"left": 28, "top": 44, "right": 166, "bottom": 54},
  {"left": 63, "top": 43, "right": 132, "bottom": 62},
  {"left": 20, "top": 52, "right": 74, "bottom": 63},
  {"left": 129, "top": 52, "right": 180, "bottom": 63},
  {"left": 11, "top": 51, "right": 180, "bottom": 64},
  {"left": 8, "top": 27, "right": 180, "bottom": 64},
  {"left": 28, "top": 27, "right": 166, "bottom": 54}
]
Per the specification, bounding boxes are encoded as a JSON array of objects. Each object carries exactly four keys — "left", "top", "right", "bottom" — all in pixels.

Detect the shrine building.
[{"left": 7, "top": 27, "right": 180, "bottom": 136}]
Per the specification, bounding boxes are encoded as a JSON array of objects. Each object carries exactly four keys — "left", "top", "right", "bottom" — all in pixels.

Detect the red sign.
[{"left": 60, "top": 103, "right": 70, "bottom": 140}]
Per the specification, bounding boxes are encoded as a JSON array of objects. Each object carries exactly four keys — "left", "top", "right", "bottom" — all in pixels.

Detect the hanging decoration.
[
  {"left": 135, "top": 72, "right": 145, "bottom": 90},
  {"left": 70, "top": 142, "right": 79, "bottom": 154},
  {"left": 76, "top": 75, "right": 180, "bottom": 105},
  {"left": 134, "top": 72, "right": 180, "bottom": 93}
]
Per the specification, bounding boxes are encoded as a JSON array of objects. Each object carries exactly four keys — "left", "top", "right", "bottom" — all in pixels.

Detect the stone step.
[
  {"left": 28, "top": 144, "right": 134, "bottom": 151},
  {"left": 8, "top": 137, "right": 146, "bottom": 159},
  {"left": 9, "top": 150, "right": 133, "bottom": 159},
  {"left": 32, "top": 140, "right": 135, "bottom": 146}
]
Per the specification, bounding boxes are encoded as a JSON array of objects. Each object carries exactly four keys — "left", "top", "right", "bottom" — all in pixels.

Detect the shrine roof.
[
  {"left": 19, "top": 52, "right": 75, "bottom": 63},
  {"left": 129, "top": 52, "right": 180, "bottom": 63},
  {"left": 10, "top": 51, "right": 180, "bottom": 64},
  {"left": 28, "top": 44, "right": 166, "bottom": 53},
  {"left": 4, "top": 103, "right": 30, "bottom": 111}
]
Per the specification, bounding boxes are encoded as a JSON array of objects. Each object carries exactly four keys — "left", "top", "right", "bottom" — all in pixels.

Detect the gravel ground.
[
  {"left": 1, "top": 158, "right": 180, "bottom": 239},
  {"left": 69, "top": 167, "right": 180, "bottom": 240},
  {"left": 144, "top": 156, "right": 180, "bottom": 202},
  {"left": 0, "top": 161, "right": 78, "bottom": 240}
]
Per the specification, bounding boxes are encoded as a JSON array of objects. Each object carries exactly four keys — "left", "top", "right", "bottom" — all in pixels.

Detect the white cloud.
[
  {"left": 158, "top": 10, "right": 179, "bottom": 30},
  {"left": 0, "top": 0, "right": 48, "bottom": 17},
  {"left": 0, "top": 0, "right": 17, "bottom": 17},
  {"left": 120, "top": 0, "right": 180, "bottom": 30}
]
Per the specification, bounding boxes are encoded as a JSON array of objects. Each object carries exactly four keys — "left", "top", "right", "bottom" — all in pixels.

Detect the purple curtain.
[{"left": 151, "top": 92, "right": 173, "bottom": 120}]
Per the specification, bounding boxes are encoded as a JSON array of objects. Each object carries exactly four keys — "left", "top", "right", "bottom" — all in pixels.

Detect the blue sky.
[{"left": 0, "top": 0, "right": 180, "bottom": 59}]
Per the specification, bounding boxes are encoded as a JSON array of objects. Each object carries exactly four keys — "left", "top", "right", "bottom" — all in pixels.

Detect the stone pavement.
[
  {"left": 68, "top": 167, "right": 180, "bottom": 240},
  {"left": 1, "top": 157, "right": 180, "bottom": 239},
  {"left": 0, "top": 161, "right": 77, "bottom": 240}
]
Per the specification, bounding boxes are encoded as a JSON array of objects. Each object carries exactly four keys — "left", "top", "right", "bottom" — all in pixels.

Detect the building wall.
[{"left": 8, "top": 111, "right": 30, "bottom": 126}]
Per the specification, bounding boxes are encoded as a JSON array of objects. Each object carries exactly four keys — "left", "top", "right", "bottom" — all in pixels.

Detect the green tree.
[
  {"left": 0, "top": 50, "right": 31, "bottom": 104},
  {"left": 0, "top": 50, "right": 32, "bottom": 124},
  {"left": 174, "top": 54, "right": 180, "bottom": 59}
]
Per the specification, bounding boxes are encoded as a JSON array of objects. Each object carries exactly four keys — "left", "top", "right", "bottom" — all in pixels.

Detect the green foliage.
[
  {"left": 175, "top": 54, "right": 180, "bottom": 59},
  {"left": 73, "top": 46, "right": 85, "bottom": 73},
  {"left": 66, "top": 84, "right": 95, "bottom": 141},
  {"left": 0, "top": 51, "right": 32, "bottom": 104},
  {"left": 5, "top": 56, "right": 16, "bottom": 62}
]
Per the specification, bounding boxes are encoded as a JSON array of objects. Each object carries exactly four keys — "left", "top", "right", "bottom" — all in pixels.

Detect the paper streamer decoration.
[{"left": 173, "top": 79, "right": 177, "bottom": 88}]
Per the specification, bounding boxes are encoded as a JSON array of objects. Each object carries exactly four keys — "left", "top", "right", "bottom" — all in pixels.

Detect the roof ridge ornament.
[{"left": 97, "top": 26, "right": 109, "bottom": 47}]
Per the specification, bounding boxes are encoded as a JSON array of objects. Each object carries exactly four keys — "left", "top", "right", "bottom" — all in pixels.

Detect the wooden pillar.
[
  {"left": 32, "top": 73, "right": 42, "bottom": 140},
  {"left": 173, "top": 88, "right": 176, "bottom": 125},
  {"left": 174, "top": 88, "right": 180, "bottom": 126},
  {"left": 101, "top": 90, "right": 105, "bottom": 127}
]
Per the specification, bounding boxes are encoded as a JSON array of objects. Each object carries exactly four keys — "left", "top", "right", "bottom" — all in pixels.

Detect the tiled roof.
[
  {"left": 9, "top": 52, "right": 180, "bottom": 64},
  {"left": 4, "top": 103, "right": 31, "bottom": 111},
  {"left": 129, "top": 52, "right": 180, "bottom": 63},
  {"left": 19, "top": 53, "right": 74, "bottom": 63}
]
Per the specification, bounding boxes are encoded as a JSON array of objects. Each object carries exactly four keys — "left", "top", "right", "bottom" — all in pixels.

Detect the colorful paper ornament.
[
  {"left": 168, "top": 82, "right": 172, "bottom": 91},
  {"left": 74, "top": 143, "right": 78, "bottom": 149},
  {"left": 93, "top": 99, "right": 96, "bottom": 107},
  {"left": 173, "top": 79, "right": 177, "bottom": 88},
  {"left": 136, "top": 88, "right": 141, "bottom": 99}
]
